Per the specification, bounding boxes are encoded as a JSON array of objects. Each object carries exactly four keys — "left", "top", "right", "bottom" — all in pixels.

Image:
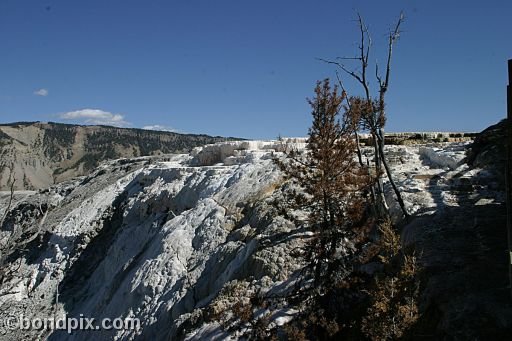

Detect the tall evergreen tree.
[{"left": 277, "top": 79, "right": 372, "bottom": 286}]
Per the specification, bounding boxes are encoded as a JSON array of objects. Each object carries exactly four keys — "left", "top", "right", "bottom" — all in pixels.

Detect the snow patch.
[{"left": 419, "top": 143, "right": 468, "bottom": 170}]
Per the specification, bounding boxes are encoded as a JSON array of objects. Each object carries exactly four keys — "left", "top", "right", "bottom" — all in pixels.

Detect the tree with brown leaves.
[{"left": 277, "top": 79, "right": 372, "bottom": 286}]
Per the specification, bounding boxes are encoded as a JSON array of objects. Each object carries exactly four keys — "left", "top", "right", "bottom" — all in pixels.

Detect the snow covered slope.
[
  {"left": 0, "top": 139, "right": 505, "bottom": 340},
  {"left": 0, "top": 140, "right": 305, "bottom": 340}
]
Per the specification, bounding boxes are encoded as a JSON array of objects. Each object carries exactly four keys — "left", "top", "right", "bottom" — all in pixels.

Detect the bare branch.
[
  {"left": 316, "top": 58, "right": 365, "bottom": 88},
  {"left": 375, "top": 63, "right": 383, "bottom": 88},
  {"left": 335, "top": 56, "right": 361, "bottom": 61},
  {"left": 357, "top": 12, "right": 372, "bottom": 101},
  {"left": 383, "top": 11, "right": 404, "bottom": 92}
]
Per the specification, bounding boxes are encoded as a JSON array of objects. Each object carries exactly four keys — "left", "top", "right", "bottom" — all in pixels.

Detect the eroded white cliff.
[{"left": 0, "top": 139, "right": 499, "bottom": 340}]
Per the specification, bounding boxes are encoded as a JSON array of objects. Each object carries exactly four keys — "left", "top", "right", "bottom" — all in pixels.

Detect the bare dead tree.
[
  {"left": 374, "top": 13, "right": 409, "bottom": 217},
  {"left": 319, "top": 12, "right": 409, "bottom": 218}
]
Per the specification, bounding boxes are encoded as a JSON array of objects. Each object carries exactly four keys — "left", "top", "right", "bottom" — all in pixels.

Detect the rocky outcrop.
[
  {"left": 418, "top": 143, "right": 468, "bottom": 170},
  {"left": 467, "top": 119, "right": 506, "bottom": 183},
  {"left": 0, "top": 141, "right": 304, "bottom": 340}
]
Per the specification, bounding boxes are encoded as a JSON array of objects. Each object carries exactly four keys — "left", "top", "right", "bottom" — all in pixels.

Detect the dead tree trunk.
[
  {"left": 319, "top": 12, "right": 407, "bottom": 219},
  {"left": 506, "top": 58, "right": 512, "bottom": 299},
  {"left": 374, "top": 13, "right": 408, "bottom": 217},
  {"left": 376, "top": 131, "right": 409, "bottom": 217}
]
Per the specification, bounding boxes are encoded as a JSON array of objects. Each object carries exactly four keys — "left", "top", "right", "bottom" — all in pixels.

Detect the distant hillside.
[{"left": 0, "top": 121, "right": 237, "bottom": 190}]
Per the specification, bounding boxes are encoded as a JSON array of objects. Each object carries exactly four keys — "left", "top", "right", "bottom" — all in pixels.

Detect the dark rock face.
[
  {"left": 408, "top": 198, "right": 511, "bottom": 339},
  {"left": 404, "top": 120, "right": 512, "bottom": 339},
  {"left": 467, "top": 119, "right": 506, "bottom": 182}
]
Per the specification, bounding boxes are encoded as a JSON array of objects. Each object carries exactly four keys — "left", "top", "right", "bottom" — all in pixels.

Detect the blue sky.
[{"left": 0, "top": 0, "right": 511, "bottom": 139}]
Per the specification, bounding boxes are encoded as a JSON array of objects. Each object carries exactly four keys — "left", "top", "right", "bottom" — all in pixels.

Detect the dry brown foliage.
[
  {"left": 361, "top": 223, "right": 420, "bottom": 340},
  {"left": 277, "top": 79, "right": 373, "bottom": 286}
]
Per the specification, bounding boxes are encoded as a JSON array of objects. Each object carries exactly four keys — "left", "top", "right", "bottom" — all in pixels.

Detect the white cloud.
[
  {"left": 142, "top": 124, "right": 178, "bottom": 133},
  {"left": 59, "top": 109, "right": 130, "bottom": 127},
  {"left": 34, "top": 88, "right": 49, "bottom": 96}
]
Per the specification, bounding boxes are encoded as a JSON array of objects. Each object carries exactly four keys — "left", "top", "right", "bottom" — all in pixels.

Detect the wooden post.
[{"left": 507, "top": 59, "right": 512, "bottom": 299}]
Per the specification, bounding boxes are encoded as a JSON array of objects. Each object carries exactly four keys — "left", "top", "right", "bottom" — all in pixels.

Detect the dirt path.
[{"left": 393, "top": 144, "right": 512, "bottom": 339}]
